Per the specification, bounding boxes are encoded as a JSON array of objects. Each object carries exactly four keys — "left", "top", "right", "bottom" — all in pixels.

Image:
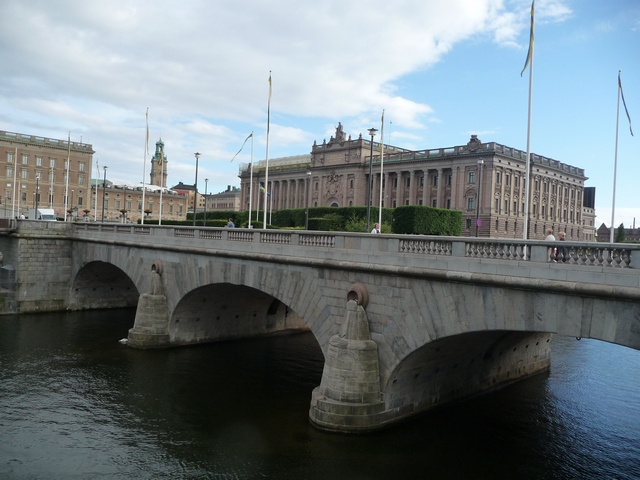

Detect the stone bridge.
[{"left": 0, "top": 220, "right": 639, "bottom": 432}]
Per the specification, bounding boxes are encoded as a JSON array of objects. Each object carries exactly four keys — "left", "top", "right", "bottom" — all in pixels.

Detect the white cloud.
[{"left": 0, "top": 0, "right": 574, "bottom": 192}]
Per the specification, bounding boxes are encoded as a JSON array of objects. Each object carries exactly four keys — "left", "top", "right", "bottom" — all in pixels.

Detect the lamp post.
[
  {"left": 366, "top": 127, "right": 378, "bottom": 233},
  {"left": 35, "top": 173, "right": 40, "bottom": 216},
  {"left": 101, "top": 166, "right": 108, "bottom": 222},
  {"left": 204, "top": 178, "right": 208, "bottom": 226},
  {"left": 70, "top": 189, "right": 74, "bottom": 221},
  {"left": 475, "top": 159, "right": 484, "bottom": 237},
  {"left": 305, "top": 169, "right": 311, "bottom": 230},
  {"left": 193, "top": 152, "right": 200, "bottom": 226}
]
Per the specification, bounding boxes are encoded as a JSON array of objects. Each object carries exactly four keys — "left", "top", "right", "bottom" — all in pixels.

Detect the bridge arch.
[
  {"left": 169, "top": 282, "right": 308, "bottom": 345},
  {"left": 68, "top": 260, "right": 139, "bottom": 310}
]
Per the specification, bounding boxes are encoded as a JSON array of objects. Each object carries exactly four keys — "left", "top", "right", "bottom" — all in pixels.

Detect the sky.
[{"left": 0, "top": 0, "right": 638, "bottom": 228}]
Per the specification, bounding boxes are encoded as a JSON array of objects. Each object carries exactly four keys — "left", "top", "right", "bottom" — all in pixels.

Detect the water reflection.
[{"left": 1, "top": 309, "right": 639, "bottom": 479}]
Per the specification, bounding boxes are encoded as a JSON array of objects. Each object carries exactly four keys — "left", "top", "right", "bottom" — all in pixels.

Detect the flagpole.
[
  {"left": 263, "top": 72, "right": 272, "bottom": 229},
  {"left": 12, "top": 147, "right": 17, "bottom": 218},
  {"left": 94, "top": 158, "right": 99, "bottom": 222},
  {"left": 248, "top": 132, "right": 254, "bottom": 228},
  {"left": 141, "top": 108, "right": 149, "bottom": 225},
  {"left": 378, "top": 110, "right": 385, "bottom": 228},
  {"left": 159, "top": 150, "right": 164, "bottom": 226},
  {"left": 610, "top": 71, "right": 622, "bottom": 243},
  {"left": 522, "top": 0, "right": 535, "bottom": 242},
  {"left": 64, "top": 132, "right": 71, "bottom": 221}
]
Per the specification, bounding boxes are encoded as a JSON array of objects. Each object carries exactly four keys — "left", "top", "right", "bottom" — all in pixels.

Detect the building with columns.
[{"left": 239, "top": 123, "right": 594, "bottom": 240}]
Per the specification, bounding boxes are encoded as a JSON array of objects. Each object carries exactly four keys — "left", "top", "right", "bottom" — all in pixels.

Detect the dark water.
[{"left": 1, "top": 309, "right": 639, "bottom": 480}]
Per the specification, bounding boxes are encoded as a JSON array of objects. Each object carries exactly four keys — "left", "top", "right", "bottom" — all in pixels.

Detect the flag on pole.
[
  {"left": 619, "top": 71, "right": 634, "bottom": 136},
  {"left": 230, "top": 133, "right": 253, "bottom": 162},
  {"left": 259, "top": 182, "right": 266, "bottom": 193},
  {"left": 520, "top": 0, "right": 535, "bottom": 77}
]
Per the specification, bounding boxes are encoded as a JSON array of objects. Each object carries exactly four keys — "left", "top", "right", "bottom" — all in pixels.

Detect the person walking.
[
  {"left": 227, "top": 218, "right": 235, "bottom": 228},
  {"left": 371, "top": 223, "right": 380, "bottom": 234}
]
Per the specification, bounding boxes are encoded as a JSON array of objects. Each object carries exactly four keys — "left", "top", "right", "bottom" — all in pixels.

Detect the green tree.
[{"left": 615, "top": 223, "right": 626, "bottom": 243}]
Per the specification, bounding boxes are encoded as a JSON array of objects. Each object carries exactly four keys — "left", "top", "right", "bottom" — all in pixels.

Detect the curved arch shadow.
[
  {"left": 69, "top": 261, "right": 139, "bottom": 311},
  {"left": 170, "top": 283, "right": 309, "bottom": 346}
]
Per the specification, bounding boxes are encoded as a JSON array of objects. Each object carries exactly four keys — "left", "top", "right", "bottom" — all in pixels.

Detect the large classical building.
[
  {"left": 239, "top": 123, "right": 595, "bottom": 240},
  {"left": 0, "top": 129, "right": 188, "bottom": 222}
]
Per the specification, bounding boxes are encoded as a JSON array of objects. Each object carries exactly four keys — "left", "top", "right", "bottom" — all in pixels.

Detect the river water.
[{"left": 1, "top": 309, "right": 639, "bottom": 479}]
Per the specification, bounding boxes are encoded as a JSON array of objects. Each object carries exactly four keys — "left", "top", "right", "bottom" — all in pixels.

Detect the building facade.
[
  {"left": 205, "top": 185, "right": 241, "bottom": 212},
  {"left": 0, "top": 131, "right": 190, "bottom": 223},
  {"left": 1, "top": 130, "right": 95, "bottom": 219},
  {"left": 239, "top": 124, "right": 593, "bottom": 240}
]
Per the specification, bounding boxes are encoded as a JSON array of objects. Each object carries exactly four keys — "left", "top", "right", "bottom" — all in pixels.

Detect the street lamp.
[
  {"left": 204, "top": 178, "right": 208, "bottom": 226},
  {"left": 193, "top": 152, "right": 200, "bottom": 226},
  {"left": 305, "top": 169, "right": 311, "bottom": 230},
  {"left": 475, "top": 159, "right": 484, "bottom": 237},
  {"left": 366, "top": 127, "right": 378, "bottom": 233},
  {"left": 35, "top": 173, "right": 40, "bottom": 216},
  {"left": 101, "top": 166, "right": 108, "bottom": 222}
]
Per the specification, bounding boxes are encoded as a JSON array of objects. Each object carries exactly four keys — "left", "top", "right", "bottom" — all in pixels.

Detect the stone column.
[
  {"left": 422, "top": 170, "right": 429, "bottom": 206},
  {"left": 436, "top": 168, "right": 443, "bottom": 208},
  {"left": 395, "top": 172, "right": 403, "bottom": 207},
  {"left": 409, "top": 170, "right": 416, "bottom": 205}
]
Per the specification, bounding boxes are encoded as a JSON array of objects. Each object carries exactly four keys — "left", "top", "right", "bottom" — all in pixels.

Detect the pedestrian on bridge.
[
  {"left": 227, "top": 218, "right": 235, "bottom": 228},
  {"left": 371, "top": 223, "right": 380, "bottom": 234},
  {"left": 545, "top": 228, "right": 556, "bottom": 262}
]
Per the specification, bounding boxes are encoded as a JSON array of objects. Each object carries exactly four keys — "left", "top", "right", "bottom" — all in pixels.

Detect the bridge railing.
[{"left": 72, "top": 224, "right": 640, "bottom": 269}]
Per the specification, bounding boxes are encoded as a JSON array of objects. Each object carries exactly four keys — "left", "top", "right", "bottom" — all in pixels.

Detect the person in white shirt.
[{"left": 371, "top": 223, "right": 380, "bottom": 234}]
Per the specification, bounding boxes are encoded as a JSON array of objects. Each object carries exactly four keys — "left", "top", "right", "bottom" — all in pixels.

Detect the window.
[
  {"left": 506, "top": 174, "right": 510, "bottom": 186},
  {"left": 496, "top": 172, "right": 501, "bottom": 184},
  {"left": 314, "top": 182, "right": 318, "bottom": 190},
  {"left": 542, "top": 205, "right": 546, "bottom": 217},
  {"left": 405, "top": 199, "right": 409, "bottom": 205},
  {"left": 349, "top": 179, "right": 354, "bottom": 188},
  {"left": 466, "top": 219, "right": 472, "bottom": 229},
  {"left": 504, "top": 200, "right": 508, "bottom": 213},
  {"left": 78, "top": 197, "right": 83, "bottom": 206},
  {"left": 50, "top": 158, "right": 56, "bottom": 168},
  {"left": 420, "top": 176, "right": 424, "bottom": 187},
  {"left": 515, "top": 176, "right": 519, "bottom": 187},
  {"left": 393, "top": 178, "right": 398, "bottom": 188},
  {"left": 418, "top": 199, "right": 422, "bottom": 205},
  {"left": 22, "top": 155, "right": 28, "bottom": 165},
  {"left": 469, "top": 172, "right": 476, "bottom": 184},
  {"left": 78, "top": 175, "right": 85, "bottom": 185},
  {"left": 168, "top": 204, "right": 172, "bottom": 214},
  {"left": 468, "top": 197, "right": 475, "bottom": 210},
  {"left": 505, "top": 220, "right": 508, "bottom": 231},
  {"left": 22, "top": 192, "right": 26, "bottom": 201},
  {"left": 7, "top": 152, "right": 13, "bottom": 164},
  {"left": 115, "top": 200, "right": 121, "bottom": 210},
  {"left": 406, "top": 177, "right": 411, "bottom": 187},
  {"left": 432, "top": 199, "right": 437, "bottom": 207},
  {"left": 433, "top": 175, "right": 438, "bottom": 186},
  {"left": 448, "top": 175, "right": 452, "bottom": 185},
  {"left": 49, "top": 171, "right": 54, "bottom": 182},
  {"left": 533, "top": 204, "right": 537, "bottom": 215},
  {"left": 513, "top": 201, "right": 517, "bottom": 214},
  {"left": 447, "top": 199, "right": 451, "bottom": 209},
  {"left": 21, "top": 170, "right": 27, "bottom": 179},
  {"left": 6, "top": 167, "right": 13, "bottom": 178},
  {"left": 535, "top": 180, "right": 539, "bottom": 191},
  {"left": 79, "top": 162, "right": 85, "bottom": 172},
  {"left": 495, "top": 219, "right": 499, "bottom": 230},
  {"left": 494, "top": 198, "right": 499, "bottom": 212},
  {"left": 36, "top": 156, "right": 42, "bottom": 167},
  {"left": 104, "top": 200, "right": 108, "bottom": 209}
]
